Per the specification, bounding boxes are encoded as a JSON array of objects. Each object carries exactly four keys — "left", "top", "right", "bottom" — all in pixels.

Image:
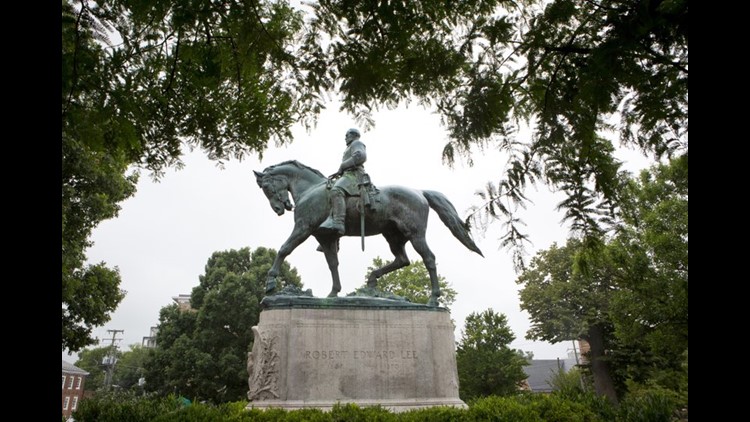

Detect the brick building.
[{"left": 62, "top": 360, "right": 89, "bottom": 418}]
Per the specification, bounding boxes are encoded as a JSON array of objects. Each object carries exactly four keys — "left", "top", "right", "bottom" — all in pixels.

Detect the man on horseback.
[{"left": 319, "top": 128, "right": 366, "bottom": 235}]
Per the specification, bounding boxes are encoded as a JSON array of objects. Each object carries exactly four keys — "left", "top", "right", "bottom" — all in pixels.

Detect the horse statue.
[{"left": 254, "top": 160, "right": 483, "bottom": 306}]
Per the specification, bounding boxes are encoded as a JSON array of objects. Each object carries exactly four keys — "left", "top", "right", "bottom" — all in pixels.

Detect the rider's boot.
[{"left": 319, "top": 189, "right": 346, "bottom": 235}]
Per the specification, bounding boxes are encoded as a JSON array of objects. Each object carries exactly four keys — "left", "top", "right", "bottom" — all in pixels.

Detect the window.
[
  {"left": 62, "top": 375, "right": 66, "bottom": 389},
  {"left": 76, "top": 376, "right": 82, "bottom": 390},
  {"left": 68, "top": 376, "right": 74, "bottom": 389},
  {"left": 71, "top": 396, "right": 79, "bottom": 410},
  {"left": 63, "top": 396, "right": 70, "bottom": 410}
]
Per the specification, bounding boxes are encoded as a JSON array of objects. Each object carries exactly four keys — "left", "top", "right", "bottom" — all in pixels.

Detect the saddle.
[
  {"left": 326, "top": 172, "right": 381, "bottom": 212},
  {"left": 356, "top": 173, "right": 380, "bottom": 212}
]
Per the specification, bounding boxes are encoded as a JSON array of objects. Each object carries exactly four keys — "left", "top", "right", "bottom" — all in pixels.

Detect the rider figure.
[{"left": 319, "top": 128, "right": 366, "bottom": 235}]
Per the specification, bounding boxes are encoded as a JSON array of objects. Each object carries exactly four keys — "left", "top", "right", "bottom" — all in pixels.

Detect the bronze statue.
[
  {"left": 319, "top": 128, "right": 367, "bottom": 235},
  {"left": 254, "top": 152, "right": 483, "bottom": 307}
]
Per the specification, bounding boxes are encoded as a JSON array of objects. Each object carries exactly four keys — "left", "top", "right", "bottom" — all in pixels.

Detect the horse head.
[{"left": 254, "top": 169, "right": 293, "bottom": 216}]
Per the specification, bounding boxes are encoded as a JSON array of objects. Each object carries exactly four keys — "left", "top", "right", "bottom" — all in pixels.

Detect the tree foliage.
[
  {"left": 62, "top": 0, "right": 323, "bottom": 172},
  {"left": 456, "top": 309, "right": 530, "bottom": 400},
  {"left": 75, "top": 345, "right": 116, "bottom": 392},
  {"left": 62, "top": 0, "right": 687, "bottom": 348},
  {"left": 515, "top": 156, "right": 687, "bottom": 403},
  {"left": 363, "top": 257, "right": 457, "bottom": 309},
  {"left": 115, "top": 344, "right": 151, "bottom": 390},
  {"left": 62, "top": 112, "right": 133, "bottom": 352},
  {"left": 61, "top": 0, "right": 318, "bottom": 351},
  {"left": 74, "top": 343, "right": 149, "bottom": 391},
  {"left": 308, "top": 0, "right": 688, "bottom": 269},
  {"left": 608, "top": 154, "right": 687, "bottom": 393},
  {"left": 516, "top": 238, "right": 620, "bottom": 403},
  {"left": 143, "top": 247, "right": 301, "bottom": 403}
]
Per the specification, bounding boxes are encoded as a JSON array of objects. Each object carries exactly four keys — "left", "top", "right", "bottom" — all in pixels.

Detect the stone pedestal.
[{"left": 246, "top": 298, "right": 465, "bottom": 412}]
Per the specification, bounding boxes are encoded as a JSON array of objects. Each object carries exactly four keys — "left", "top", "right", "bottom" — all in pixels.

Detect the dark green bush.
[
  {"left": 617, "top": 387, "right": 682, "bottom": 422},
  {"left": 525, "top": 394, "right": 603, "bottom": 422},
  {"left": 72, "top": 391, "right": 183, "bottom": 422},
  {"left": 467, "top": 395, "right": 543, "bottom": 422},
  {"left": 399, "top": 405, "right": 468, "bottom": 422},
  {"left": 330, "top": 403, "right": 394, "bottom": 422},
  {"left": 72, "top": 389, "right": 687, "bottom": 421}
]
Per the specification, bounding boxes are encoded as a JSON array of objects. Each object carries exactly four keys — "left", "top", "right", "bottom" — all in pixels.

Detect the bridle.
[{"left": 262, "top": 174, "right": 292, "bottom": 210}]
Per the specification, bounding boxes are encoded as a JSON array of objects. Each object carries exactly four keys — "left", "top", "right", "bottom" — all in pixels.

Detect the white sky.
[{"left": 63, "top": 101, "right": 650, "bottom": 364}]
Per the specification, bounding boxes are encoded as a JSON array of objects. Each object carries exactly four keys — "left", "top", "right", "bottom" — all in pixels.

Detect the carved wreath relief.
[{"left": 247, "top": 326, "right": 281, "bottom": 401}]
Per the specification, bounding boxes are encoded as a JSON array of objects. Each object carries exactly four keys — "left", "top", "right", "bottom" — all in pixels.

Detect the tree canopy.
[
  {"left": 363, "top": 257, "right": 457, "bottom": 309},
  {"left": 515, "top": 156, "right": 687, "bottom": 403},
  {"left": 74, "top": 343, "right": 149, "bottom": 391},
  {"left": 607, "top": 154, "right": 687, "bottom": 393},
  {"left": 307, "top": 0, "right": 688, "bottom": 268},
  {"left": 516, "top": 238, "right": 620, "bottom": 403},
  {"left": 74, "top": 345, "right": 116, "bottom": 392},
  {"left": 143, "top": 247, "right": 301, "bottom": 403},
  {"left": 455, "top": 309, "right": 530, "bottom": 400},
  {"left": 62, "top": 0, "right": 687, "bottom": 347}
]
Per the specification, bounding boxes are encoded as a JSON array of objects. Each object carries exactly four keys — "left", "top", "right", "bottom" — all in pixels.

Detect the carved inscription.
[{"left": 302, "top": 349, "right": 417, "bottom": 360}]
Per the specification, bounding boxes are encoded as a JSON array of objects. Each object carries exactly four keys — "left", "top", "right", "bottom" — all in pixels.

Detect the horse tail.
[{"left": 422, "top": 190, "right": 484, "bottom": 257}]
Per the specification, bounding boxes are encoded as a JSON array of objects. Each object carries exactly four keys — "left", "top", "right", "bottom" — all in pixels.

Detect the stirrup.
[{"left": 319, "top": 216, "right": 344, "bottom": 235}]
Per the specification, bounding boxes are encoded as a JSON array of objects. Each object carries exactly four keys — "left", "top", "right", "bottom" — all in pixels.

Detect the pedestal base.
[{"left": 246, "top": 302, "right": 465, "bottom": 412}]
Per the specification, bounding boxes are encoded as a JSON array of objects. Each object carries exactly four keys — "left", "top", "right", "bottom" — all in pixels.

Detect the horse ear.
[{"left": 253, "top": 170, "right": 264, "bottom": 187}]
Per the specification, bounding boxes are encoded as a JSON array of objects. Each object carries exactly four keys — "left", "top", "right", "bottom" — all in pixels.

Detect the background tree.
[
  {"left": 62, "top": 259, "right": 129, "bottom": 352},
  {"left": 607, "top": 155, "right": 688, "bottom": 394},
  {"left": 114, "top": 344, "right": 151, "bottom": 390},
  {"left": 74, "top": 343, "right": 152, "bottom": 392},
  {"left": 75, "top": 345, "right": 116, "bottom": 392},
  {"left": 144, "top": 247, "right": 301, "bottom": 403},
  {"left": 516, "top": 238, "right": 620, "bottom": 404},
  {"left": 362, "top": 257, "right": 457, "bottom": 309},
  {"left": 515, "top": 156, "right": 688, "bottom": 404},
  {"left": 456, "top": 309, "right": 530, "bottom": 400}
]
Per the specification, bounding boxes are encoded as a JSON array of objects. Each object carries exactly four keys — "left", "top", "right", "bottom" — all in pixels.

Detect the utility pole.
[{"left": 102, "top": 329, "right": 124, "bottom": 390}]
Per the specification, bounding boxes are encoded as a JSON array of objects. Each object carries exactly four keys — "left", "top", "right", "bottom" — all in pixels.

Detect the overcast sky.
[{"left": 63, "top": 101, "right": 650, "bottom": 364}]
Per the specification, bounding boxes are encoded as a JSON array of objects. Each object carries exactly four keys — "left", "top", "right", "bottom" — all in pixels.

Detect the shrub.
[
  {"left": 71, "top": 389, "right": 686, "bottom": 422},
  {"left": 467, "top": 395, "right": 543, "bottom": 422},
  {"left": 523, "top": 394, "right": 603, "bottom": 422},
  {"left": 617, "top": 387, "right": 682, "bottom": 422},
  {"left": 399, "top": 405, "right": 468, "bottom": 422},
  {"left": 330, "top": 403, "right": 393, "bottom": 422},
  {"left": 72, "top": 391, "right": 183, "bottom": 422}
]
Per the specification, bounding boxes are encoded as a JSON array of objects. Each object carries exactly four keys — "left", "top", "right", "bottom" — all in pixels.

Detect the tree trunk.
[{"left": 585, "top": 324, "right": 619, "bottom": 405}]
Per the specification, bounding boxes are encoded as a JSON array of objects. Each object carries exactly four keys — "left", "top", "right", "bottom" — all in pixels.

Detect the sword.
[
  {"left": 357, "top": 173, "right": 371, "bottom": 251},
  {"left": 359, "top": 185, "right": 365, "bottom": 251}
]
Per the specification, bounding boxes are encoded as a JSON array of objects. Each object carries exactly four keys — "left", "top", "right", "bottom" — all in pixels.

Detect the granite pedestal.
[{"left": 246, "top": 296, "right": 465, "bottom": 412}]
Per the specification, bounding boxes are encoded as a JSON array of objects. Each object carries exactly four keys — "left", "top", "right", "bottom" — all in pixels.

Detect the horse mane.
[{"left": 264, "top": 160, "right": 326, "bottom": 179}]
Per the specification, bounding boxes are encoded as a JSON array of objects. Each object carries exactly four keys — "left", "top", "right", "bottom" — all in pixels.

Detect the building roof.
[
  {"left": 62, "top": 360, "right": 89, "bottom": 376},
  {"left": 523, "top": 359, "right": 566, "bottom": 393}
]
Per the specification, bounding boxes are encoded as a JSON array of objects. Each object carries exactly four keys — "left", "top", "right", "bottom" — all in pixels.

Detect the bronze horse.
[{"left": 254, "top": 160, "right": 483, "bottom": 306}]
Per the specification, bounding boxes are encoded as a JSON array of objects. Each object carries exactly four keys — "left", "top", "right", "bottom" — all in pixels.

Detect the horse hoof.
[
  {"left": 265, "top": 279, "right": 277, "bottom": 294},
  {"left": 427, "top": 297, "right": 439, "bottom": 307},
  {"left": 327, "top": 290, "right": 339, "bottom": 298}
]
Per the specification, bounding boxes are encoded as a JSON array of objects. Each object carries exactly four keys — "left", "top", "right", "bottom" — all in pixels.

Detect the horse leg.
[
  {"left": 315, "top": 236, "right": 342, "bottom": 297},
  {"left": 410, "top": 235, "right": 441, "bottom": 307},
  {"left": 266, "top": 226, "right": 311, "bottom": 294},
  {"left": 367, "top": 233, "right": 409, "bottom": 288}
]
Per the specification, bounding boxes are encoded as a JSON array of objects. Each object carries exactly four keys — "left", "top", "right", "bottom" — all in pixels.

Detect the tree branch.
[
  {"left": 163, "top": 32, "right": 181, "bottom": 95},
  {"left": 639, "top": 42, "right": 688, "bottom": 74},
  {"left": 63, "top": 1, "right": 88, "bottom": 118}
]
